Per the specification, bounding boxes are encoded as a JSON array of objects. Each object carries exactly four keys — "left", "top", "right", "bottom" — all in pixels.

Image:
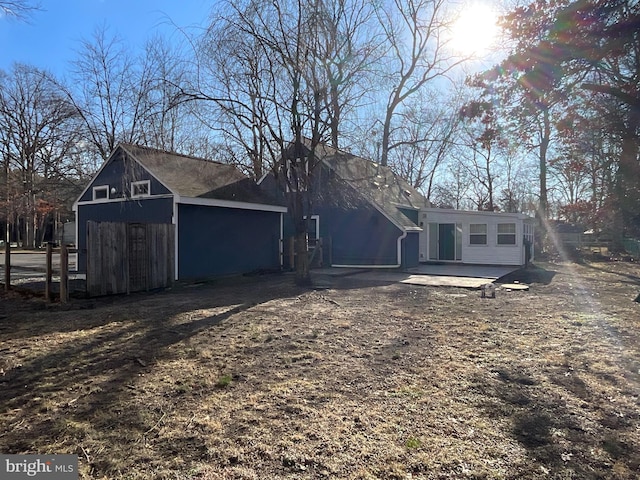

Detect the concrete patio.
[{"left": 313, "top": 263, "right": 520, "bottom": 289}]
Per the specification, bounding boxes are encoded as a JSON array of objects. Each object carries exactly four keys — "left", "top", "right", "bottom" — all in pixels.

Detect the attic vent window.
[
  {"left": 131, "top": 180, "right": 150, "bottom": 198},
  {"left": 285, "top": 157, "right": 308, "bottom": 192},
  {"left": 93, "top": 185, "right": 109, "bottom": 201}
]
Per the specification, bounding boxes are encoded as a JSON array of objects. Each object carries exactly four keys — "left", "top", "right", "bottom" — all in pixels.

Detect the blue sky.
[{"left": 0, "top": 0, "right": 212, "bottom": 75}]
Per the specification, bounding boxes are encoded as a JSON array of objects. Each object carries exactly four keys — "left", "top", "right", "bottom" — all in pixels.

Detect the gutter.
[{"left": 331, "top": 229, "right": 408, "bottom": 269}]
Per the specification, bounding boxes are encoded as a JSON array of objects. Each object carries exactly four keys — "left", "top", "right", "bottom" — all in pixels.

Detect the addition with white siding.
[{"left": 418, "top": 208, "right": 535, "bottom": 267}]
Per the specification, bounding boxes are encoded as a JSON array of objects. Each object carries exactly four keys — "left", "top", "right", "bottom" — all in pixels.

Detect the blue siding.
[
  {"left": 317, "top": 207, "right": 402, "bottom": 266},
  {"left": 178, "top": 204, "right": 281, "bottom": 279},
  {"left": 402, "top": 231, "right": 420, "bottom": 268},
  {"left": 76, "top": 198, "right": 174, "bottom": 272},
  {"left": 79, "top": 149, "right": 171, "bottom": 202}
]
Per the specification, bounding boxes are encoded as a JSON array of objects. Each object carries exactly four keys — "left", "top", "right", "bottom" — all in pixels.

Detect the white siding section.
[{"left": 419, "top": 208, "right": 534, "bottom": 266}]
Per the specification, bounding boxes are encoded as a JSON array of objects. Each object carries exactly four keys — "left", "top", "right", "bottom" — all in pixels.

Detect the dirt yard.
[{"left": 1, "top": 260, "right": 639, "bottom": 479}]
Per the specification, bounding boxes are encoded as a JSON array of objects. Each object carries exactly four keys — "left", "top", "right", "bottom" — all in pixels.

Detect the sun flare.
[{"left": 451, "top": 3, "right": 499, "bottom": 56}]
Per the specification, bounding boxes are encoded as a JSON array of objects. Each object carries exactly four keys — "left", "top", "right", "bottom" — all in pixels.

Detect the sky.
[{"left": 0, "top": 0, "right": 213, "bottom": 76}]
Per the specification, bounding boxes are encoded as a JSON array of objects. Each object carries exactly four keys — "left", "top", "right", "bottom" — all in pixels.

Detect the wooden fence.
[
  {"left": 283, "top": 236, "right": 331, "bottom": 270},
  {"left": 87, "top": 222, "right": 174, "bottom": 296}
]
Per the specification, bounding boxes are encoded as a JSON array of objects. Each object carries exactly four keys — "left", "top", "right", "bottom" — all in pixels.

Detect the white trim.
[
  {"left": 279, "top": 213, "right": 284, "bottom": 268},
  {"left": 131, "top": 179, "right": 151, "bottom": 198},
  {"left": 304, "top": 214, "right": 320, "bottom": 240},
  {"left": 74, "top": 205, "right": 79, "bottom": 271},
  {"left": 75, "top": 194, "right": 174, "bottom": 207},
  {"left": 257, "top": 170, "right": 271, "bottom": 185},
  {"left": 92, "top": 185, "right": 109, "bottom": 201},
  {"left": 421, "top": 207, "right": 531, "bottom": 220},
  {"left": 176, "top": 195, "right": 287, "bottom": 213}
]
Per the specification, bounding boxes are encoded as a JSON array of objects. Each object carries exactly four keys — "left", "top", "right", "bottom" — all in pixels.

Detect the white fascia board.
[
  {"left": 421, "top": 207, "right": 531, "bottom": 220},
  {"left": 75, "top": 194, "right": 174, "bottom": 207},
  {"left": 176, "top": 195, "right": 288, "bottom": 213},
  {"left": 256, "top": 170, "right": 271, "bottom": 185}
]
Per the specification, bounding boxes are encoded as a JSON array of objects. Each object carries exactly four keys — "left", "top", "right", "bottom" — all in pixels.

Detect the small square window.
[
  {"left": 131, "top": 180, "right": 150, "bottom": 198},
  {"left": 497, "top": 223, "right": 517, "bottom": 245},
  {"left": 469, "top": 224, "right": 487, "bottom": 245},
  {"left": 93, "top": 185, "right": 109, "bottom": 200},
  {"left": 284, "top": 157, "right": 308, "bottom": 192}
]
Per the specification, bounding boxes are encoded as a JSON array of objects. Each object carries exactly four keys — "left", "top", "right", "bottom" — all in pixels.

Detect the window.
[
  {"left": 469, "top": 223, "right": 487, "bottom": 245},
  {"left": 524, "top": 222, "right": 534, "bottom": 245},
  {"left": 285, "top": 157, "right": 308, "bottom": 192},
  {"left": 497, "top": 223, "right": 517, "bottom": 245},
  {"left": 93, "top": 185, "right": 109, "bottom": 200},
  {"left": 305, "top": 215, "right": 319, "bottom": 249},
  {"left": 131, "top": 180, "right": 150, "bottom": 198}
]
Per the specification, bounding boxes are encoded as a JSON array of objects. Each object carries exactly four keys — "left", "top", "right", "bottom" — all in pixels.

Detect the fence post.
[
  {"left": 60, "top": 245, "right": 69, "bottom": 304},
  {"left": 3, "top": 238, "right": 9, "bottom": 291},
  {"left": 45, "top": 243, "right": 53, "bottom": 302}
]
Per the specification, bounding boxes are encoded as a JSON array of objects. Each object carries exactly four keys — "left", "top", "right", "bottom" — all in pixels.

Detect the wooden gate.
[{"left": 87, "top": 221, "right": 174, "bottom": 296}]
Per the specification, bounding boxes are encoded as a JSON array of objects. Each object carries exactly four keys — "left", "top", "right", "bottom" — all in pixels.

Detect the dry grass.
[{"left": 1, "top": 260, "right": 639, "bottom": 479}]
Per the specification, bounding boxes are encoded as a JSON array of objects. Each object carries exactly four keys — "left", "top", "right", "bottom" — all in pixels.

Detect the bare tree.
[
  {"left": 136, "top": 35, "right": 200, "bottom": 154},
  {"left": 374, "top": 0, "right": 465, "bottom": 166},
  {"left": 0, "top": 64, "right": 78, "bottom": 247},
  {"left": 0, "top": 0, "right": 40, "bottom": 21},
  {"left": 194, "top": 0, "right": 341, "bottom": 285},
  {"left": 63, "top": 27, "right": 156, "bottom": 161},
  {"left": 431, "top": 161, "right": 471, "bottom": 210},
  {"left": 387, "top": 87, "right": 460, "bottom": 199}
]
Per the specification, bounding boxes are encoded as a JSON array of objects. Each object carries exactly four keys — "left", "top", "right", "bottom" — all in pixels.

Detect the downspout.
[
  {"left": 280, "top": 212, "right": 284, "bottom": 269},
  {"left": 331, "top": 229, "right": 408, "bottom": 269},
  {"left": 173, "top": 195, "right": 179, "bottom": 281},
  {"left": 72, "top": 203, "right": 78, "bottom": 272}
]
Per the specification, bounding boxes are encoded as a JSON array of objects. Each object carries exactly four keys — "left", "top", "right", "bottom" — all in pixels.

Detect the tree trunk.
[
  {"left": 539, "top": 108, "right": 550, "bottom": 219},
  {"left": 294, "top": 231, "right": 311, "bottom": 286},
  {"left": 612, "top": 113, "right": 640, "bottom": 251}
]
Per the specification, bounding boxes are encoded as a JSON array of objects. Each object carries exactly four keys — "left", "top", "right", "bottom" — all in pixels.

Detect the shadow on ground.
[{"left": 496, "top": 263, "right": 557, "bottom": 285}]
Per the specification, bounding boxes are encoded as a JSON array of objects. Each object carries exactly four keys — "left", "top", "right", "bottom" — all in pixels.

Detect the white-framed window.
[
  {"left": 469, "top": 223, "right": 487, "bottom": 245},
  {"left": 92, "top": 185, "right": 109, "bottom": 201},
  {"left": 497, "top": 223, "right": 517, "bottom": 245},
  {"left": 131, "top": 180, "right": 150, "bottom": 198},
  {"left": 305, "top": 214, "right": 319, "bottom": 242},
  {"left": 285, "top": 157, "right": 308, "bottom": 192}
]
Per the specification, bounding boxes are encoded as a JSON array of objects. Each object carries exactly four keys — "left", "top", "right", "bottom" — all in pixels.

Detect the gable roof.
[
  {"left": 310, "top": 142, "right": 428, "bottom": 230},
  {"left": 76, "top": 143, "right": 282, "bottom": 206},
  {"left": 120, "top": 144, "right": 247, "bottom": 199}
]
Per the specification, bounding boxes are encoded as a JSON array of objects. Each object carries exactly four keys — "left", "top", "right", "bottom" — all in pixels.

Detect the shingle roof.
[
  {"left": 120, "top": 144, "right": 280, "bottom": 204},
  {"left": 311, "top": 142, "right": 428, "bottom": 230}
]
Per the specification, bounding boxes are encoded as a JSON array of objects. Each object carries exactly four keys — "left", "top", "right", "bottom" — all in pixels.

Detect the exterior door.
[{"left": 438, "top": 223, "right": 456, "bottom": 260}]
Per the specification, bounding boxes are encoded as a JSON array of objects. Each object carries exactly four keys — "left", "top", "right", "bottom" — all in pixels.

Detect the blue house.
[
  {"left": 259, "top": 142, "right": 428, "bottom": 269},
  {"left": 74, "top": 144, "right": 287, "bottom": 280}
]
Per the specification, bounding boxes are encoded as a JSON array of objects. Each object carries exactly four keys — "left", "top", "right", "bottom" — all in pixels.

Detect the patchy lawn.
[{"left": 1, "top": 261, "right": 639, "bottom": 479}]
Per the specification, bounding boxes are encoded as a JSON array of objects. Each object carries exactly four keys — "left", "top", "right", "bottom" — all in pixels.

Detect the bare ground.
[{"left": 1, "top": 260, "right": 639, "bottom": 479}]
